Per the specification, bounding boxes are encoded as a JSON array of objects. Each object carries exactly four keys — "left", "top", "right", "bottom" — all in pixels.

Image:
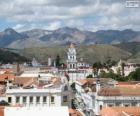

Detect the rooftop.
[
  {"left": 69, "top": 109, "right": 83, "bottom": 116},
  {"left": 98, "top": 84, "right": 140, "bottom": 96},
  {"left": 100, "top": 107, "right": 140, "bottom": 116}
]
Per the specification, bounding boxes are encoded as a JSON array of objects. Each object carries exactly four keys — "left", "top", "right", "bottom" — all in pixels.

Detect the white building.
[
  {"left": 75, "top": 78, "right": 140, "bottom": 115},
  {"left": 4, "top": 106, "right": 69, "bottom": 116},
  {"left": 67, "top": 43, "right": 77, "bottom": 70},
  {"left": 59, "top": 43, "right": 92, "bottom": 83},
  {"left": 111, "top": 59, "right": 140, "bottom": 76},
  {"left": 5, "top": 76, "right": 72, "bottom": 108}
]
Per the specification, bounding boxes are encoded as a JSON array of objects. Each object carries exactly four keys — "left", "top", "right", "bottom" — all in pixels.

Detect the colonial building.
[
  {"left": 60, "top": 43, "right": 92, "bottom": 83},
  {"left": 111, "top": 59, "right": 140, "bottom": 76},
  {"left": 75, "top": 78, "right": 140, "bottom": 115},
  {"left": 67, "top": 43, "right": 77, "bottom": 70},
  {"left": 4, "top": 76, "right": 72, "bottom": 108}
]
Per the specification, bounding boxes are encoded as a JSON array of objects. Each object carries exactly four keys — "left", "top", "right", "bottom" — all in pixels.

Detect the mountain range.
[{"left": 0, "top": 27, "right": 140, "bottom": 48}]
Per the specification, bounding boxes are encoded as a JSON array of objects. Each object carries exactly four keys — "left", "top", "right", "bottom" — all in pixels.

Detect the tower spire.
[{"left": 70, "top": 43, "right": 74, "bottom": 48}]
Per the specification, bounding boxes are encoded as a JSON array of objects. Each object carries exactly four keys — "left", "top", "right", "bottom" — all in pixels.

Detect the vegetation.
[
  {"left": 0, "top": 49, "right": 29, "bottom": 63},
  {"left": 98, "top": 68, "right": 140, "bottom": 82},
  {"left": 126, "top": 68, "right": 140, "bottom": 81},
  {"left": 20, "top": 44, "right": 131, "bottom": 64},
  {"left": 100, "top": 70, "right": 127, "bottom": 81},
  {"left": 86, "top": 74, "right": 93, "bottom": 78}
]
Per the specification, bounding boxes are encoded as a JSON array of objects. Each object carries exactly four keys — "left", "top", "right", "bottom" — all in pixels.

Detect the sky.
[{"left": 0, "top": 0, "right": 140, "bottom": 32}]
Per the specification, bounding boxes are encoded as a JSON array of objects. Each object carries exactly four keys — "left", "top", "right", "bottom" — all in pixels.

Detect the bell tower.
[{"left": 67, "top": 43, "right": 77, "bottom": 70}]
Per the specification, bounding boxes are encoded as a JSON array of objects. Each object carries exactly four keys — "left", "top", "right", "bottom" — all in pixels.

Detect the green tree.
[
  {"left": 100, "top": 70, "right": 126, "bottom": 81},
  {"left": 86, "top": 74, "right": 93, "bottom": 78},
  {"left": 127, "top": 68, "right": 140, "bottom": 81}
]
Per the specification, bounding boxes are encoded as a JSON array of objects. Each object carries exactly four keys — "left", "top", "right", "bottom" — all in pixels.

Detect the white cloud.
[
  {"left": 0, "top": 0, "right": 140, "bottom": 31},
  {"left": 46, "top": 21, "right": 62, "bottom": 30}
]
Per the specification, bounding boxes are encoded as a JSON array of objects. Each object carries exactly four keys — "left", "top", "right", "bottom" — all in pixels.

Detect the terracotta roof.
[
  {"left": 0, "top": 106, "right": 4, "bottom": 116},
  {"left": 78, "top": 79, "right": 88, "bottom": 85},
  {"left": 98, "top": 85, "right": 140, "bottom": 96},
  {"left": 118, "top": 85, "right": 140, "bottom": 96},
  {"left": 0, "top": 74, "right": 15, "bottom": 82},
  {"left": 78, "top": 78, "right": 115, "bottom": 85},
  {"left": 69, "top": 109, "right": 83, "bottom": 116},
  {"left": 118, "top": 82, "right": 140, "bottom": 85},
  {"left": 98, "top": 88, "right": 121, "bottom": 96},
  {"left": 13, "top": 77, "right": 38, "bottom": 88},
  {"left": 100, "top": 107, "right": 140, "bottom": 116}
]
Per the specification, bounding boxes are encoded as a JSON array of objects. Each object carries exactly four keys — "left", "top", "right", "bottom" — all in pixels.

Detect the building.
[
  {"left": 0, "top": 106, "right": 69, "bottom": 116},
  {"left": 100, "top": 107, "right": 140, "bottom": 116},
  {"left": 75, "top": 78, "right": 140, "bottom": 115},
  {"left": 111, "top": 59, "right": 140, "bottom": 76},
  {"left": 59, "top": 43, "right": 92, "bottom": 83},
  {"left": 67, "top": 43, "right": 77, "bottom": 70},
  {"left": 75, "top": 78, "right": 117, "bottom": 116},
  {"left": 4, "top": 76, "right": 72, "bottom": 108}
]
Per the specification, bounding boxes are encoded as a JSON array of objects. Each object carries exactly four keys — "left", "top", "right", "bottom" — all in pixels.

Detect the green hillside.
[
  {"left": 21, "top": 44, "right": 132, "bottom": 64},
  {"left": 0, "top": 48, "right": 29, "bottom": 63}
]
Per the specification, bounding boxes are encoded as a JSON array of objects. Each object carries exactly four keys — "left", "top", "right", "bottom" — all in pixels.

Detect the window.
[
  {"left": 124, "top": 104, "right": 129, "bottom": 107},
  {"left": 36, "top": 96, "right": 40, "bottom": 103},
  {"left": 23, "top": 96, "right": 27, "bottom": 103},
  {"left": 51, "top": 96, "right": 55, "bottom": 103},
  {"left": 132, "top": 102, "right": 137, "bottom": 106},
  {"left": 8, "top": 97, "right": 12, "bottom": 103},
  {"left": 63, "top": 96, "right": 68, "bottom": 102},
  {"left": 16, "top": 97, "right": 20, "bottom": 103},
  {"left": 43, "top": 96, "right": 47, "bottom": 103},
  {"left": 64, "top": 85, "right": 68, "bottom": 91},
  {"left": 100, "top": 105, "right": 102, "bottom": 110},
  {"left": 108, "top": 104, "right": 114, "bottom": 107},
  {"left": 115, "top": 102, "right": 121, "bottom": 106},
  {"left": 29, "top": 96, "right": 33, "bottom": 103}
]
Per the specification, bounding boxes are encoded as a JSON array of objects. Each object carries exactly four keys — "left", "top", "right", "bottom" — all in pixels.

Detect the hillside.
[
  {"left": 0, "top": 27, "right": 140, "bottom": 48},
  {"left": 0, "top": 48, "right": 29, "bottom": 63},
  {"left": 114, "top": 42, "right": 140, "bottom": 61},
  {"left": 21, "top": 44, "right": 131, "bottom": 64}
]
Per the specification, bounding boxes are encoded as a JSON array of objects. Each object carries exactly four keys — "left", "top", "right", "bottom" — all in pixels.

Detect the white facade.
[
  {"left": 75, "top": 80, "right": 140, "bottom": 115},
  {"left": 4, "top": 106, "right": 69, "bottom": 116},
  {"left": 111, "top": 60, "right": 140, "bottom": 76},
  {"left": 6, "top": 84, "right": 71, "bottom": 107},
  {"left": 48, "top": 57, "right": 52, "bottom": 66},
  {"left": 67, "top": 43, "right": 77, "bottom": 70}
]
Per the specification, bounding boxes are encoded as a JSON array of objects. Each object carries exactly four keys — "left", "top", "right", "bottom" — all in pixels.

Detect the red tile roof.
[
  {"left": 69, "top": 109, "right": 83, "bottom": 116},
  {"left": 98, "top": 85, "right": 140, "bottom": 96},
  {"left": 0, "top": 106, "right": 4, "bottom": 116},
  {"left": 0, "top": 74, "right": 15, "bottom": 82},
  {"left": 100, "top": 107, "right": 140, "bottom": 116}
]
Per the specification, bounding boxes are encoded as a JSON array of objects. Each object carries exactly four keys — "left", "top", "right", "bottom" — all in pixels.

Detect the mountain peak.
[
  {"left": 4, "top": 28, "right": 17, "bottom": 35},
  {"left": 55, "top": 26, "right": 80, "bottom": 34}
]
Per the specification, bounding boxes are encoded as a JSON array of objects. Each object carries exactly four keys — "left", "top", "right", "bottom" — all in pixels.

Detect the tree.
[
  {"left": 100, "top": 70, "right": 126, "bottom": 81},
  {"left": 86, "top": 74, "right": 93, "bottom": 78},
  {"left": 93, "top": 62, "right": 103, "bottom": 77},
  {"left": 121, "top": 62, "right": 125, "bottom": 76},
  {"left": 127, "top": 68, "right": 140, "bottom": 81}
]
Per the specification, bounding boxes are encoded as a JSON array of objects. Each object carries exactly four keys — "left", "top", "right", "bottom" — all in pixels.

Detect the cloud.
[
  {"left": 0, "top": 0, "right": 140, "bottom": 31},
  {"left": 46, "top": 21, "right": 62, "bottom": 30}
]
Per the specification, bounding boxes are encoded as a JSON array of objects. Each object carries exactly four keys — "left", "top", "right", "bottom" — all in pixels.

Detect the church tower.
[{"left": 67, "top": 43, "right": 77, "bottom": 70}]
